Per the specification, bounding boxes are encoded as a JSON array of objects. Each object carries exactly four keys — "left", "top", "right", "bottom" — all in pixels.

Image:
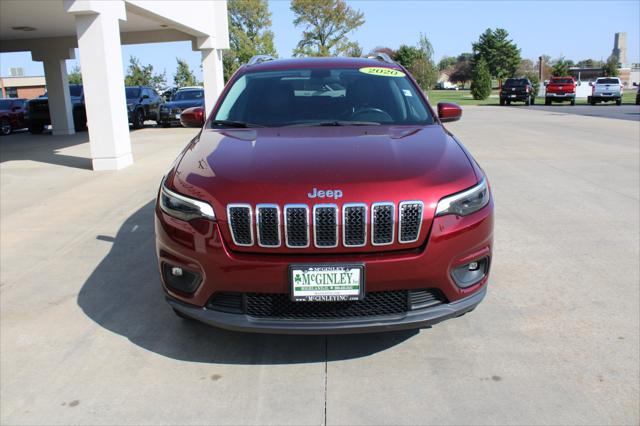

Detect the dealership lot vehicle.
[
  {"left": 1, "top": 107, "right": 638, "bottom": 425},
  {"left": 156, "top": 56, "right": 493, "bottom": 334},
  {"left": 25, "top": 84, "right": 86, "bottom": 133},
  {"left": 159, "top": 87, "right": 204, "bottom": 127},
  {"left": 544, "top": 76, "right": 576, "bottom": 105},
  {"left": 126, "top": 86, "right": 162, "bottom": 129},
  {"left": 588, "top": 77, "right": 623, "bottom": 105},
  {"left": 0, "top": 98, "right": 27, "bottom": 136},
  {"left": 500, "top": 78, "right": 535, "bottom": 105}
]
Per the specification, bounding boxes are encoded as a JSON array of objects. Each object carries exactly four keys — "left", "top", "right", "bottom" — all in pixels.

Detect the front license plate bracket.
[{"left": 289, "top": 264, "right": 365, "bottom": 302}]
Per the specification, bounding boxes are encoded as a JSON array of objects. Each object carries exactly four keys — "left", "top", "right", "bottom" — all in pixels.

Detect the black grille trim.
[
  {"left": 256, "top": 204, "right": 281, "bottom": 247},
  {"left": 371, "top": 202, "right": 395, "bottom": 246},
  {"left": 343, "top": 203, "right": 367, "bottom": 247},
  {"left": 398, "top": 201, "right": 424, "bottom": 244},
  {"left": 313, "top": 204, "right": 338, "bottom": 248},
  {"left": 227, "top": 204, "right": 254, "bottom": 246},
  {"left": 206, "top": 289, "right": 446, "bottom": 319},
  {"left": 284, "top": 204, "right": 310, "bottom": 248}
]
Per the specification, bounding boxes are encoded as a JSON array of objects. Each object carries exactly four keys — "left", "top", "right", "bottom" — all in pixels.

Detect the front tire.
[
  {"left": 499, "top": 98, "right": 505, "bottom": 106},
  {"left": 531, "top": 97, "right": 535, "bottom": 105},
  {"left": 545, "top": 98, "right": 551, "bottom": 106},
  {"left": 615, "top": 98, "right": 621, "bottom": 106},
  {"left": 525, "top": 97, "right": 531, "bottom": 106},
  {"left": 132, "top": 110, "right": 144, "bottom": 129},
  {"left": 570, "top": 99, "right": 575, "bottom": 106},
  {"left": 161, "top": 120, "right": 171, "bottom": 128},
  {"left": 28, "top": 122, "right": 44, "bottom": 134},
  {"left": 0, "top": 118, "right": 11, "bottom": 136}
]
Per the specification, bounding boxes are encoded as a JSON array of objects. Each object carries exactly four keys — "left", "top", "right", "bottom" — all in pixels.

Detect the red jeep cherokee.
[{"left": 155, "top": 55, "right": 494, "bottom": 334}]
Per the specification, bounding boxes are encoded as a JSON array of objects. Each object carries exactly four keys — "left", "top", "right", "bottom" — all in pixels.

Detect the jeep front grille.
[{"left": 227, "top": 201, "right": 424, "bottom": 249}]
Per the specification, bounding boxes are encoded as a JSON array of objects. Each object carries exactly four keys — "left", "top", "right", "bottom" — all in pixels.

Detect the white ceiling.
[{"left": 0, "top": 0, "right": 173, "bottom": 41}]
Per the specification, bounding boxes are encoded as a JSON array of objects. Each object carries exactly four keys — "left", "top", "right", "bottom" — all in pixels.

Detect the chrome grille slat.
[
  {"left": 227, "top": 204, "right": 254, "bottom": 246},
  {"left": 313, "top": 204, "right": 338, "bottom": 248},
  {"left": 284, "top": 205, "right": 310, "bottom": 248},
  {"left": 343, "top": 203, "right": 367, "bottom": 247},
  {"left": 398, "top": 201, "right": 424, "bottom": 244},
  {"left": 371, "top": 203, "right": 395, "bottom": 246},
  {"left": 256, "top": 204, "right": 281, "bottom": 247}
]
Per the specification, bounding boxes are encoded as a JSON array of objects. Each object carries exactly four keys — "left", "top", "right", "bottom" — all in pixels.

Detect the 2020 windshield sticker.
[{"left": 359, "top": 67, "right": 406, "bottom": 77}]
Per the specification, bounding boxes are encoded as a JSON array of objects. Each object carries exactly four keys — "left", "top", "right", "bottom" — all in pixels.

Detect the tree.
[
  {"left": 344, "top": 42, "right": 363, "bottom": 57},
  {"left": 551, "top": 57, "right": 570, "bottom": 76},
  {"left": 68, "top": 65, "right": 82, "bottom": 84},
  {"left": 470, "top": 57, "right": 491, "bottom": 100},
  {"left": 124, "top": 56, "right": 166, "bottom": 91},
  {"left": 449, "top": 54, "right": 473, "bottom": 87},
  {"left": 395, "top": 34, "right": 438, "bottom": 90},
  {"left": 438, "top": 56, "right": 456, "bottom": 71},
  {"left": 603, "top": 55, "right": 619, "bottom": 77},
  {"left": 472, "top": 28, "right": 521, "bottom": 80},
  {"left": 174, "top": 58, "right": 197, "bottom": 87},
  {"left": 368, "top": 46, "right": 396, "bottom": 60},
  {"left": 291, "top": 0, "right": 364, "bottom": 57},
  {"left": 223, "top": 0, "right": 276, "bottom": 81},
  {"left": 576, "top": 58, "right": 604, "bottom": 68}
]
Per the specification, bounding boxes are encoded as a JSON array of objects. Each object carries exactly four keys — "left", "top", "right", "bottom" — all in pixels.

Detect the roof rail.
[
  {"left": 247, "top": 55, "right": 276, "bottom": 65},
  {"left": 366, "top": 52, "right": 395, "bottom": 64}
]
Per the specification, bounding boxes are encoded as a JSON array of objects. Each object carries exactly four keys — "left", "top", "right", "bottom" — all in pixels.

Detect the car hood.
[
  {"left": 169, "top": 125, "right": 479, "bottom": 252},
  {"left": 164, "top": 99, "right": 204, "bottom": 109}
]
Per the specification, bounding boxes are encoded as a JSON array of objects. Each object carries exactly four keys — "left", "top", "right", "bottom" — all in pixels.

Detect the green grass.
[{"left": 426, "top": 89, "right": 639, "bottom": 106}]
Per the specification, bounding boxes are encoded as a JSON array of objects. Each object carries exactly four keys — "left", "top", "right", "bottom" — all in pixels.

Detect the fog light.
[
  {"left": 452, "top": 257, "right": 489, "bottom": 288},
  {"left": 162, "top": 263, "right": 201, "bottom": 294}
]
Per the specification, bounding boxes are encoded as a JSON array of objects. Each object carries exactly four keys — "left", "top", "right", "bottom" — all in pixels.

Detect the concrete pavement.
[{"left": 1, "top": 108, "right": 639, "bottom": 425}]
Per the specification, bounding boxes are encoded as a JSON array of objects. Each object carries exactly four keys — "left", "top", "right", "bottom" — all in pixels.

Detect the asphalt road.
[{"left": 1, "top": 107, "right": 639, "bottom": 425}]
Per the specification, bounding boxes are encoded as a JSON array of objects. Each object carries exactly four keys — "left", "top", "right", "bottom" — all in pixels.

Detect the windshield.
[
  {"left": 551, "top": 78, "right": 574, "bottom": 84},
  {"left": 212, "top": 67, "right": 434, "bottom": 127},
  {"left": 173, "top": 90, "right": 203, "bottom": 101},
  {"left": 504, "top": 79, "right": 528, "bottom": 86},
  {"left": 69, "top": 85, "right": 83, "bottom": 97},
  {"left": 125, "top": 87, "right": 141, "bottom": 99},
  {"left": 0, "top": 99, "right": 14, "bottom": 109},
  {"left": 597, "top": 78, "right": 619, "bottom": 84}
]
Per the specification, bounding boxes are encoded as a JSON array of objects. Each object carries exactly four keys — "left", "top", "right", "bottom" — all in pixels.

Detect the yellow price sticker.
[{"left": 359, "top": 67, "right": 406, "bottom": 78}]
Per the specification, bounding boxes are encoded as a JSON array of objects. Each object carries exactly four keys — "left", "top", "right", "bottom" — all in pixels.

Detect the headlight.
[
  {"left": 435, "top": 178, "right": 490, "bottom": 217},
  {"left": 159, "top": 179, "right": 215, "bottom": 221}
]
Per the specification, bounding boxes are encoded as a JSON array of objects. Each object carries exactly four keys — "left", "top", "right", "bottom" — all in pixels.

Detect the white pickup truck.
[{"left": 588, "top": 77, "right": 623, "bottom": 106}]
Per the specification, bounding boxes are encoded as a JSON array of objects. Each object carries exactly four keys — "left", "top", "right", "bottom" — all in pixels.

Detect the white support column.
[
  {"left": 31, "top": 46, "right": 76, "bottom": 136},
  {"left": 42, "top": 58, "right": 75, "bottom": 135},
  {"left": 201, "top": 48, "right": 225, "bottom": 115},
  {"left": 66, "top": 0, "right": 132, "bottom": 171}
]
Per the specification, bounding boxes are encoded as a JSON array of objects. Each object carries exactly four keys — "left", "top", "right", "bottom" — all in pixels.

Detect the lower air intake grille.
[
  {"left": 227, "top": 205, "right": 253, "bottom": 246},
  {"left": 205, "top": 289, "right": 446, "bottom": 320},
  {"left": 399, "top": 201, "right": 424, "bottom": 243},
  {"left": 285, "top": 206, "right": 309, "bottom": 247}
]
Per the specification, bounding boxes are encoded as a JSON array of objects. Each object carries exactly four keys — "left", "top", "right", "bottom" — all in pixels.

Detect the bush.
[{"left": 470, "top": 58, "right": 491, "bottom": 100}]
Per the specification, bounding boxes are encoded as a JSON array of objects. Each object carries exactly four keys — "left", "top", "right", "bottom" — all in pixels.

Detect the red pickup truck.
[{"left": 545, "top": 77, "right": 576, "bottom": 105}]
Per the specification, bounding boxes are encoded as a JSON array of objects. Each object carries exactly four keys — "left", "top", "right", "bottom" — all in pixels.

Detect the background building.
[{"left": 0, "top": 75, "right": 46, "bottom": 98}]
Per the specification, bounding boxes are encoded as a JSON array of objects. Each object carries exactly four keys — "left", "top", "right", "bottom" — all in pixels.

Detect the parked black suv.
[
  {"left": 500, "top": 78, "right": 535, "bottom": 106},
  {"left": 25, "top": 84, "right": 86, "bottom": 134},
  {"left": 126, "top": 86, "right": 162, "bottom": 129},
  {"left": 159, "top": 87, "right": 204, "bottom": 127}
]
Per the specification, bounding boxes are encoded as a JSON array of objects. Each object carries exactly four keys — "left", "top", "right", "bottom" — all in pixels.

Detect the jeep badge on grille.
[{"left": 308, "top": 187, "right": 343, "bottom": 199}]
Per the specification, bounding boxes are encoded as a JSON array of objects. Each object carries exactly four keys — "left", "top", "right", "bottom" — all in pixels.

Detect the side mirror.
[
  {"left": 142, "top": 94, "right": 149, "bottom": 100},
  {"left": 437, "top": 102, "right": 462, "bottom": 123},
  {"left": 180, "top": 106, "right": 205, "bottom": 127},
  {"left": 633, "top": 82, "right": 638, "bottom": 87}
]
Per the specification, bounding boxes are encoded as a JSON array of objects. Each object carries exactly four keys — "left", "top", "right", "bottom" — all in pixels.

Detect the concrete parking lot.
[{"left": 1, "top": 106, "right": 639, "bottom": 425}]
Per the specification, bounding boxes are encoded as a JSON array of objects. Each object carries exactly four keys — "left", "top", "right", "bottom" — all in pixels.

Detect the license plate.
[
  {"left": 175, "top": 114, "right": 181, "bottom": 119},
  {"left": 602, "top": 93, "right": 612, "bottom": 96},
  {"left": 289, "top": 264, "right": 364, "bottom": 302}
]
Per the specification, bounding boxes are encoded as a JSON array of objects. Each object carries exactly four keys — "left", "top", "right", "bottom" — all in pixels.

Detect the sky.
[{"left": 1, "top": 0, "right": 638, "bottom": 81}]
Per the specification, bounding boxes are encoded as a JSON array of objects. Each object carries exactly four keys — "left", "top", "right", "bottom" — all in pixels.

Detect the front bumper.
[
  {"left": 500, "top": 93, "right": 529, "bottom": 101},
  {"left": 167, "top": 286, "right": 486, "bottom": 334},
  {"left": 159, "top": 110, "right": 182, "bottom": 123}
]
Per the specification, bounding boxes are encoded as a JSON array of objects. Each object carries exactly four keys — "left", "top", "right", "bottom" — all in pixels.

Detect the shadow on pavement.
[
  {"left": 0, "top": 130, "right": 92, "bottom": 170},
  {"left": 78, "top": 201, "right": 417, "bottom": 364}
]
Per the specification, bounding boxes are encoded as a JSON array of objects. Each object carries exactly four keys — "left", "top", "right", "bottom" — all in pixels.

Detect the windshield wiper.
[
  {"left": 210, "top": 120, "right": 264, "bottom": 128},
  {"left": 286, "top": 120, "right": 381, "bottom": 127}
]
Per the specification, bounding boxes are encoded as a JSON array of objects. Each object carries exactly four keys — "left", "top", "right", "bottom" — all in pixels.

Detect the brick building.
[{"left": 0, "top": 75, "right": 46, "bottom": 98}]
